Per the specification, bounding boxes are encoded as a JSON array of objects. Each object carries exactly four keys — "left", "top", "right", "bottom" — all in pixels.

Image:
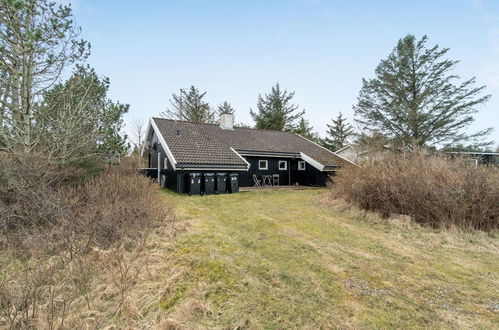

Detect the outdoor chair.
[
  {"left": 272, "top": 174, "right": 279, "bottom": 186},
  {"left": 253, "top": 174, "right": 262, "bottom": 187}
]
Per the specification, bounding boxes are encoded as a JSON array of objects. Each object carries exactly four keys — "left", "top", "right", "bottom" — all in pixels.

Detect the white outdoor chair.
[
  {"left": 272, "top": 174, "right": 279, "bottom": 186},
  {"left": 253, "top": 174, "right": 262, "bottom": 187}
]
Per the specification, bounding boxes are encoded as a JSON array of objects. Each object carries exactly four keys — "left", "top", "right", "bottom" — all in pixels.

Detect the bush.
[
  {"left": 0, "top": 155, "right": 173, "bottom": 328},
  {"left": 330, "top": 151, "right": 499, "bottom": 231}
]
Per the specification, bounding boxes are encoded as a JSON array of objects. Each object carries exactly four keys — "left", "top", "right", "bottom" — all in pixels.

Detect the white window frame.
[
  {"left": 278, "top": 160, "right": 287, "bottom": 170},
  {"left": 164, "top": 157, "right": 168, "bottom": 169},
  {"left": 298, "top": 161, "right": 306, "bottom": 171},
  {"left": 258, "top": 160, "right": 268, "bottom": 170}
]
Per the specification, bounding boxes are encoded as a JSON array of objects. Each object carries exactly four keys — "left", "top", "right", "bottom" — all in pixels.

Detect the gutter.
[{"left": 175, "top": 163, "right": 248, "bottom": 171}]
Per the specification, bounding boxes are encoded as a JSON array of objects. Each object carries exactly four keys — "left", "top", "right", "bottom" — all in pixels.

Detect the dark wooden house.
[{"left": 141, "top": 114, "right": 355, "bottom": 193}]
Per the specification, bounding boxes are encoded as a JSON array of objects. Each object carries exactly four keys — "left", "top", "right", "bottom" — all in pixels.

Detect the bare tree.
[{"left": 131, "top": 119, "right": 146, "bottom": 156}]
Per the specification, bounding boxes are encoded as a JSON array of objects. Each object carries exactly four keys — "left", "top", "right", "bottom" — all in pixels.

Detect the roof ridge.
[
  {"left": 152, "top": 117, "right": 219, "bottom": 127},
  {"left": 152, "top": 117, "right": 296, "bottom": 135}
]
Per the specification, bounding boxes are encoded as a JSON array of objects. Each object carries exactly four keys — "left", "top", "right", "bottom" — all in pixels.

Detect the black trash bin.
[
  {"left": 227, "top": 173, "right": 239, "bottom": 193},
  {"left": 203, "top": 173, "right": 215, "bottom": 195},
  {"left": 215, "top": 173, "right": 227, "bottom": 194},
  {"left": 186, "top": 173, "right": 202, "bottom": 196}
]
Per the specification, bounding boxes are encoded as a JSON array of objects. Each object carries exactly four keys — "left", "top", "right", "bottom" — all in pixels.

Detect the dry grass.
[
  {"left": 0, "top": 157, "right": 176, "bottom": 329},
  {"left": 152, "top": 189, "right": 499, "bottom": 328},
  {"left": 330, "top": 151, "right": 499, "bottom": 231},
  {"left": 2, "top": 158, "right": 498, "bottom": 328}
]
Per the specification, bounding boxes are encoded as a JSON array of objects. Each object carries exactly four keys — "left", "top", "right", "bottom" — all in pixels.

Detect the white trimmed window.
[
  {"left": 298, "top": 161, "right": 306, "bottom": 171},
  {"left": 258, "top": 160, "right": 268, "bottom": 170},
  {"left": 164, "top": 157, "right": 168, "bottom": 169},
  {"left": 278, "top": 160, "right": 287, "bottom": 170}
]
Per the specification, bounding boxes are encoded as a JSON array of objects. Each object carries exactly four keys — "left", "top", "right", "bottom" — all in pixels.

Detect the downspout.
[
  {"left": 157, "top": 152, "right": 161, "bottom": 183},
  {"left": 288, "top": 160, "right": 291, "bottom": 185}
]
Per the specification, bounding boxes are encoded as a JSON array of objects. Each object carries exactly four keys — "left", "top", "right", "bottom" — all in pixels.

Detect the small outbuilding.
[{"left": 141, "top": 114, "right": 355, "bottom": 193}]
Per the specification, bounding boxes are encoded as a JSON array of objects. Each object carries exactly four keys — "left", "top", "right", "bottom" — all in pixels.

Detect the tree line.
[
  {"left": 160, "top": 35, "right": 493, "bottom": 152},
  {"left": 1, "top": 0, "right": 493, "bottom": 160}
]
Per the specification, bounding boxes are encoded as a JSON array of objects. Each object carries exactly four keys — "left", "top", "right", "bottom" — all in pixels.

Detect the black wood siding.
[
  {"left": 146, "top": 131, "right": 332, "bottom": 193},
  {"left": 239, "top": 156, "right": 292, "bottom": 186}
]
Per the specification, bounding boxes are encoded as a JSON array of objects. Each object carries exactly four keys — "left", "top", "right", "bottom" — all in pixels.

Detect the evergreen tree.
[
  {"left": 0, "top": 0, "right": 90, "bottom": 153},
  {"left": 354, "top": 35, "right": 492, "bottom": 149},
  {"left": 217, "top": 101, "right": 235, "bottom": 116},
  {"left": 293, "top": 117, "right": 320, "bottom": 142},
  {"left": 235, "top": 122, "right": 252, "bottom": 128},
  {"left": 161, "top": 85, "right": 215, "bottom": 123},
  {"left": 37, "top": 65, "right": 129, "bottom": 164},
  {"left": 250, "top": 83, "right": 305, "bottom": 131},
  {"left": 354, "top": 131, "right": 390, "bottom": 153},
  {"left": 323, "top": 113, "right": 353, "bottom": 151}
]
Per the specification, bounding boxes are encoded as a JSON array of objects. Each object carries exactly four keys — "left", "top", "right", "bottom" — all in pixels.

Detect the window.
[
  {"left": 298, "top": 161, "right": 306, "bottom": 170},
  {"left": 164, "top": 157, "right": 168, "bottom": 169},
  {"left": 278, "top": 160, "right": 287, "bottom": 170},
  {"left": 258, "top": 160, "right": 268, "bottom": 170}
]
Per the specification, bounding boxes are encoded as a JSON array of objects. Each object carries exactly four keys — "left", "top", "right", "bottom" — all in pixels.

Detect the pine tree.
[
  {"left": 323, "top": 113, "right": 353, "bottom": 152},
  {"left": 217, "top": 101, "right": 235, "bottom": 119},
  {"left": 354, "top": 35, "right": 492, "bottom": 149},
  {"left": 250, "top": 83, "right": 305, "bottom": 131},
  {"left": 0, "top": 0, "right": 90, "bottom": 153},
  {"left": 293, "top": 118, "right": 320, "bottom": 142},
  {"left": 36, "top": 65, "right": 129, "bottom": 164},
  {"left": 161, "top": 85, "right": 215, "bottom": 123}
]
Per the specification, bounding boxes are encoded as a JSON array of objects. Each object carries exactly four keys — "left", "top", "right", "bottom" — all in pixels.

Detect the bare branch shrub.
[
  {"left": 329, "top": 150, "right": 499, "bottom": 231},
  {"left": 0, "top": 155, "right": 172, "bottom": 328}
]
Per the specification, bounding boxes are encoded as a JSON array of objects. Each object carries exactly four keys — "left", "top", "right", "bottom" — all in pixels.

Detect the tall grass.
[{"left": 330, "top": 151, "right": 499, "bottom": 231}]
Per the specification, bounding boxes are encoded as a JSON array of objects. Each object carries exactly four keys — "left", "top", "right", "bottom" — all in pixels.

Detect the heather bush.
[{"left": 330, "top": 151, "right": 499, "bottom": 231}]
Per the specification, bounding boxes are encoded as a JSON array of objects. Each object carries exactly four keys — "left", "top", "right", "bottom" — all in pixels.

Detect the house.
[
  {"left": 445, "top": 151, "right": 499, "bottom": 166},
  {"left": 335, "top": 144, "right": 395, "bottom": 165},
  {"left": 141, "top": 114, "right": 355, "bottom": 193}
]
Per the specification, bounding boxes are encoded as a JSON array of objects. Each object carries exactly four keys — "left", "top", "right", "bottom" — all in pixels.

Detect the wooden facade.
[{"left": 145, "top": 130, "right": 332, "bottom": 193}]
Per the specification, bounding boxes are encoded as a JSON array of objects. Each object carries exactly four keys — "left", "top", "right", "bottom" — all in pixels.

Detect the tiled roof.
[{"left": 152, "top": 118, "right": 352, "bottom": 169}]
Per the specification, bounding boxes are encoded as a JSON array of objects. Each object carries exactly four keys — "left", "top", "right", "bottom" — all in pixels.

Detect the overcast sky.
[{"left": 68, "top": 0, "right": 499, "bottom": 147}]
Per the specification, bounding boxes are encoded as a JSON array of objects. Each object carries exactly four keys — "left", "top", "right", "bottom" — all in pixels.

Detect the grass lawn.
[{"left": 159, "top": 189, "right": 499, "bottom": 329}]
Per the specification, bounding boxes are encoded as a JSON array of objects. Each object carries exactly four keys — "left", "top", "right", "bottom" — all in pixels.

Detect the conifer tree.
[
  {"left": 161, "top": 85, "right": 215, "bottom": 123},
  {"left": 0, "top": 0, "right": 90, "bottom": 153},
  {"left": 354, "top": 34, "right": 492, "bottom": 149},
  {"left": 293, "top": 118, "right": 320, "bottom": 142},
  {"left": 250, "top": 83, "right": 304, "bottom": 131},
  {"left": 216, "top": 101, "right": 235, "bottom": 119},
  {"left": 323, "top": 113, "right": 353, "bottom": 151}
]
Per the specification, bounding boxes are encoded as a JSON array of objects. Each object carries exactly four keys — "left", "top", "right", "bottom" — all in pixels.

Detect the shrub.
[
  {"left": 330, "top": 151, "right": 499, "bottom": 231},
  {"left": 0, "top": 155, "right": 173, "bottom": 328}
]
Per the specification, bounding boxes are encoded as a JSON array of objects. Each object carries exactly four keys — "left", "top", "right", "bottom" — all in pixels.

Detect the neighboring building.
[
  {"left": 445, "top": 151, "right": 499, "bottom": 166},
  {"left": 141, "top": 114, "right": 355, "bottom": 193},
  {"left": 335, "top": 145, "right": 385, "bottom": 164}
]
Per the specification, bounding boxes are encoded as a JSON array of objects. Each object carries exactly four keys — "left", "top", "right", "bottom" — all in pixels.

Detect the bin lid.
[
  {"left": 189, "top": 173, "right": 202, "bottom": 177},
  {"left": 204, "top": 173, "right": 215, "bottom": 176},
  {"left": 216, "top": 173, "right": 227, "bottom": 176},
  {"left": 229, "top": 173, "right": 239, "bottom": 177}
]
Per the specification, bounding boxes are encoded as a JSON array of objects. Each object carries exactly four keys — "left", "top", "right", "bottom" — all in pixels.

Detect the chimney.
[{"left": 219, "top": 113, "right": 234, "bottom": 130}]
